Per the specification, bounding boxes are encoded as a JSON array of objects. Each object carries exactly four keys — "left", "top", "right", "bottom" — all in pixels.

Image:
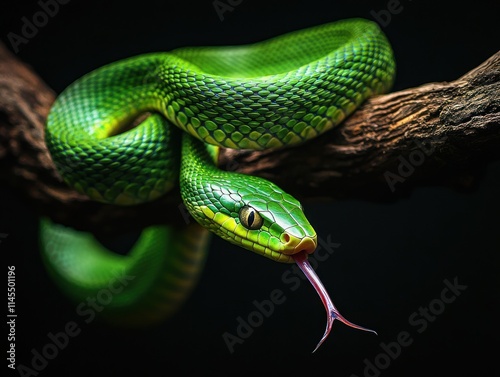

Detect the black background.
[{"left": 1, "top": 0, "right": 499, "bottom": 376}]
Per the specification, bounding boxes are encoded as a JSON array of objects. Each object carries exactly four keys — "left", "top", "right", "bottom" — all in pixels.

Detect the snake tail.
[{"left": 40, "top": 219, "right": 210, "bottom": 326}]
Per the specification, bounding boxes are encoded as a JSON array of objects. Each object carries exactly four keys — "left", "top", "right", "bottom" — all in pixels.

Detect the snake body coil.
[{"left": 41, "top": 19, "right": 395, "bottom": 348}]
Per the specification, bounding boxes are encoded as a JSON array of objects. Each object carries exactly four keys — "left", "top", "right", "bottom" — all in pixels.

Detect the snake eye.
[{"left": 239, "top": 205, "right": 263, "bottom": 230}]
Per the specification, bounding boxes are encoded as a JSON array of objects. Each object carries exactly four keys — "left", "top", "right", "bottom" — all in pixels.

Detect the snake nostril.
[{"left": 283, "top": 233, "right": 290, "bottom": 243}]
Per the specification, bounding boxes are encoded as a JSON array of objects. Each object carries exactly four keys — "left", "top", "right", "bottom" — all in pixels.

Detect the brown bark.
[{"left": 1, "top": 42, "right": 498, "bottom": 235}]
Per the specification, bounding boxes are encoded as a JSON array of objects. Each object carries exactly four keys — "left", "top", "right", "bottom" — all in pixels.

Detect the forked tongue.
[{"left": 292, "top": 251, "right": 377, "bottom": 353}]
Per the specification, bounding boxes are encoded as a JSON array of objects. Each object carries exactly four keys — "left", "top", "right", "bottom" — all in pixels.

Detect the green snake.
[{"left": 40, "top": 18, "right": 395, "bottom": 351}]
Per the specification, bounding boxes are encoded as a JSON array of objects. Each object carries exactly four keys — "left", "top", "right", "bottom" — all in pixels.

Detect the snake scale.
[{"left": 40, "top": 18, "right": 395, "bottom": 351}]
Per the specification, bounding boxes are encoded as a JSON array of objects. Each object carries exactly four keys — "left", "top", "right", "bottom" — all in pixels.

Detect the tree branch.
[
  {"left": 220, "top": 51, "right": 500, "bottom": 200},
  {"left": 1, "top": 42, "right": 498, "bottom": 234}
]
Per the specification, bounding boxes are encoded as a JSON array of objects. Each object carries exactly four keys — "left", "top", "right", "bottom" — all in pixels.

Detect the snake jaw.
[
  {"left": 292, "top": 251, "right": 377, "bottom": 353},
  {"left": 291, "top": 235, "right": 317, "bottom": 255}
]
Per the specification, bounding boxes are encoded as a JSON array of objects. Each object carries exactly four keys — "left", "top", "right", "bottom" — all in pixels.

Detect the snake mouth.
[
  {"left": 291, "top": 236, "right": 317, "bottom": 255},
  {"left": 278, "top": 233, "right": 317, "bottom": 255},
  {"left": 246, "top": 235, "right": 317, "bottom": 263}
]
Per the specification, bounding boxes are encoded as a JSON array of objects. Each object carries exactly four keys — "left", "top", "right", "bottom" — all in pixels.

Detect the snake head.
[
  {"left": 186, "top": 173, "right": 317, "bottom": 263},
  {"left": 179, "top": 136, "right": 374, "bottom": 351},
  {"left": 186, "top": 173, "right": 376, "bottom": 352}
]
